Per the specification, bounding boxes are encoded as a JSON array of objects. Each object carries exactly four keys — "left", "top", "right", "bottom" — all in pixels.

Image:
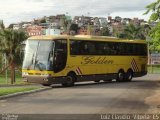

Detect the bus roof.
[{"left": 28, "top": 35, "right": 146, "bottom": 44}]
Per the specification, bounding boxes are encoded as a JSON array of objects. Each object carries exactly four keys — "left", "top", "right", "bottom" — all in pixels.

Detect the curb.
[
  {"left": 0, "top": 87, "right": 52, "bottom": 100},
  {"left": 0, "top": 84, "right": 39, "bottom": 87}
]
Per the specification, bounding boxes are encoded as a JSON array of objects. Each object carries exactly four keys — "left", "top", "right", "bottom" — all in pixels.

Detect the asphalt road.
[{"left": 0, "top": 74, "right": 159, "bottom": 119}]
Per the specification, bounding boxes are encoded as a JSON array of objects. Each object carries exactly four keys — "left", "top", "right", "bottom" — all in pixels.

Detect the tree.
[
  {"left": 8, "top": 24, "right": 14, "bottom": 29},
  {"left": 116, "top": 33, "right": 126, "bottom": 39},
  {"left": 123, "top": 24, "right": 145, "bottom": 40},
  {"left": 0, "top": 20, "right": 5, "bottom": 30},
  {"left": 144, "top": 0, "right": 160, "bottom": 51},
  {"left": 60, "top": 16, "right": 68, "bottom": 32},
  {"left": 40, "top": 18, "right": 46, "bottom": 23},
  {"left": 144, "top": 0, "right": 160, "bottom": 22},
  {"left": 149, "top": 22, "right": 160, "bottom": 51},
  {"left": 69, "top": 24, "right": 79, "bottom": 34},
  {"left": 100, "top": 27, "right": 110, "bottom": 36},
  {"left": 0, "top": 28, "right": 28, "bottom": 84}
]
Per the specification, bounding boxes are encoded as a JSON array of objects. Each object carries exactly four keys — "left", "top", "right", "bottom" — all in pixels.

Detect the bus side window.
[
  {"left": 96, "top": 42, "right": 106, "bottom": 55},
  {"left": 103, "top": 43, "right": 111, "bottom": 55},
  {"left": 127, "top": 43, "right": 133, "bottom": 55},
  {"left": 70, "top": 40, "right": 78, "bottom": 55},
  {"left": 119, "top": 43, "right": 126, "bottom": 55},
  {"left": 79, "top": 41, "right": 86, "bottom": 55},
  {"left": 82, "top": 41, "right": 96, "bottom": 55},
  {"left": 88, "top": 42, "right": 96, "bottom": 55},
  {"left": 133, "top": 44, "right": 138, "bottom": 55},
  {"left": 143, "top": 44, "right": 147, "bottom": 56},
  {"left": 108, "top": 42, "right": 117, "bottom": 55}
]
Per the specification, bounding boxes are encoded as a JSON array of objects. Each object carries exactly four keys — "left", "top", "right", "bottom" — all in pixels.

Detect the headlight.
[{"left": 22, "top": 72, "right": 28, "bottom": 76}]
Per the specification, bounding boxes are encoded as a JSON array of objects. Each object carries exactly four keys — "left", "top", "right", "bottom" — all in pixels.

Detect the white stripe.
[
  {"left": 76, "top": 69, "right": 80, "bottom": 75},
  {"left": 76, "top": 68, "right": 81, "bottom": 75}
]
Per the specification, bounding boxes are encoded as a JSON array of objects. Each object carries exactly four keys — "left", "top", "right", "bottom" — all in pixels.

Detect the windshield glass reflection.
[{"left": 22, "top": 40, "right": 54, "bottom": 71}]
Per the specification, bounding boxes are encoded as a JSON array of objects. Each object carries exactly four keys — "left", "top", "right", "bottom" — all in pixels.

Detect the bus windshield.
[{"left": 22, "top": 40, "right": 54, "bottom": 71}]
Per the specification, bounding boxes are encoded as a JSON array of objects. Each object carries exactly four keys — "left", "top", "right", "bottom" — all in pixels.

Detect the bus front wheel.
[
  {"left": 116, "top": 70, "right": 125, "bottom": 82},
  {"left": 62, "top": 74, "right": 75, "bottom": 87},
  {"left": 42, "top": 83, "right": 51, "bottom": 86}
]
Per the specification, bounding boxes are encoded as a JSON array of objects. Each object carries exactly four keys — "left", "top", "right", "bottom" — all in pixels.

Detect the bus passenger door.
[{"left": 53, "top": 40, "right": 67, "bottom": 73}]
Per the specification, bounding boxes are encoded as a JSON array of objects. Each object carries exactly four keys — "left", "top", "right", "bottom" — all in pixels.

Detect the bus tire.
[
  {"left": 62, "top": 73, "right": 76, "bottom": 87},
  {"left": 103, "top": 79, "right": 112, "bottom": 82},
  {"left": 116, "top": 70, "right": 125, "bottom": 82},
  {"left": 94, "top": 80, "right": 100, "bottom": 83},
  {"left": 42, "top": 83, "right": 51, "bottom": 86},
  {"left": 125, "top": 69, "right": 133, "bottom": 82}
]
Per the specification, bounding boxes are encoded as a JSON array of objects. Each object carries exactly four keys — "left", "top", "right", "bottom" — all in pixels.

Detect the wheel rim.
[
  {"left": 127, "top": 71, "right": 132, "bottom": 81},
  {"left": 128, "top": 73, "right": 132, "bottom": 80},
  {"left": 118, "top": 72, "right": 124, "bottom": 80},
  {"left": 66, "top": 76, "right": 73, "bottom": 85}
]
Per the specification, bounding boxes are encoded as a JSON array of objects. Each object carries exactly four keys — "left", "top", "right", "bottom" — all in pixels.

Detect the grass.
[
  {"left": 0, "top": 71, "right": 27, "bottom": 85},
  {"left": 148, "top": 65, "right": 160, "bottom": 74},
  {"left": 0, "top": 76, "right": 24, "bottom": 85},
  {"left": 0, "top": 86, "right": 41, "bottom": 96}
]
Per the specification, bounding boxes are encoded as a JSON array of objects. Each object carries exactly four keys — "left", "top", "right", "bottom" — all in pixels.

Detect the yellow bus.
[{"left": 22, "top": 35, "right": 147, "bottom": 87}]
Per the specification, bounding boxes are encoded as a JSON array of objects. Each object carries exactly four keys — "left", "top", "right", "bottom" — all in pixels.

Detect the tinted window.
[{"left": 70, "top": 40, "right": 147, "bottom": 56}]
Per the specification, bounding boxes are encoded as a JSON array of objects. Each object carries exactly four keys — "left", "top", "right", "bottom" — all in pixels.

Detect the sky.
[{"left": 0, "top": 0, "right": 155, "bottom": 26}]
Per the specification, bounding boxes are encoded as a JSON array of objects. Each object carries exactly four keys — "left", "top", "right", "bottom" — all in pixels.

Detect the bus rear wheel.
[
  {"left": 125, "top": 70, "right": 133, "bottom": 82},
  {"left": 62, "top": 74, "right": 75, "bottom": 87},
  {"left": 116, "top": 70, "right": 125, "bottom": 82}
]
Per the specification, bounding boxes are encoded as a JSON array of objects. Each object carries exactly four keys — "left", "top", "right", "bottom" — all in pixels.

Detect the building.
[
  {"left": 45, "top": 16, "right": 56, "bottom": 23},
  {"left": 122, "top": 18, "right": 131, "bottom": 25},
  {"left": 39, "top": 23, "right": 50, "bottom": 29},
  {"left": 73, "top": 16, "right": 92, "bottom": 27},
  {"left": 115, "top": 16, "right": 122, "bottom": 22},
  {"left": 78, "top": 26, "right": 88, "bottom": 35},
  {"left": 13, "top": 24, "right": 21, "bottom": 30},
  {"left": 150, "top": 53, "right": 160, "bottom": 64},
  {"left": 26, "top": 25, "right": 44, "bottom": 36},
  {"left": 131, "top": 18, "right": 140, "bottom": 26},
  {"left": 8, "top": 13, "right": 150, "bottom": 37},
  {"left": 108, "top": 16, "right": 112, "bottom": 22},
  {"left": 99, "top": 17, "right": 108, "bottom": 27},
  {"left": 20, "top": 22, "right": 32, "bottom": 29},
  {"left": 92, "top": 17, "right": 100, "bottom": 27},
  {"left": 112, "top": 22, "right": 124, "bottom": 36},
  {"left": 45, "top": 28, "right": 61, "bottom": 35},
  {"left": 107, "top": 24, "right": 113, "bottom": 35}
]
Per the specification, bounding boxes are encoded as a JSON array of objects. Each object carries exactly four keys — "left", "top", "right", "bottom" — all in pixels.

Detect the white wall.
[{"left": 45, "top": 28, "right": 61, "bottom": 35}]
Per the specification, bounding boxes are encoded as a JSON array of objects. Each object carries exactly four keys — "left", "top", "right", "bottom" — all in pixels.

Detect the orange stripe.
[{"left": 77, "top": 67, "right": 82, "bottom": 75}]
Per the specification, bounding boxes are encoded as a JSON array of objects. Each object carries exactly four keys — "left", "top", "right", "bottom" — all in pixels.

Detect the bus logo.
[
  {"left": 131, "top": 58, "right": 139, "bottom": 72},
  {"left": 81, "top": 56, "right": 114, "bottom": 65}
]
